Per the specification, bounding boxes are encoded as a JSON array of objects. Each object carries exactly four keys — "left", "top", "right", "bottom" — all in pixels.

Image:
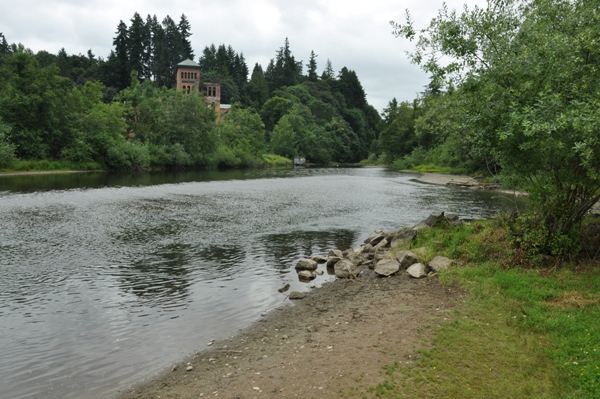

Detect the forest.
[{"left": 0, "top": 13, "right": 380, "bottom": 172}]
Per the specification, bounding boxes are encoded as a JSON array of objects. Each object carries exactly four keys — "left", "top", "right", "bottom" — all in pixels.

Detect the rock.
[
  {"left": 344, "top": 248, "right": 362, "bottom": 262},
  {"left": 328, "top": 249, "right": 344, "bottom": 258},
  {"left": 311, "top": 255, "right": 328, "bottom": 264},
  {"left": 413, "top": 212, "right": 447, "bottom": 230},
  {"left": 373, "top": 238, "right": 389, "bottom": 252},
  {"left": 374, "top": 259, "right": 401, "bottom": 276},
  {"left": 298, "top": 270, "right": 316, "bottom": 280},
  {"left": 407, "top": 263, "right": 428, "bottom": 278},
  {"left": 428, "top": 256, "right": 454, "bottom": 272},
  {"left": 445, "top": 213, "right": 462, "bottom": 227},
  {"left": 362, "top": 243, "right": 374, "bottom": 253},
  {"left": 367, "top": 234, "right": 386, "bottom": 247},
  {"left": 314, "top": 268, "right": 324, "bottom": 275},
  {"left": 396, "top": 250, "right": 420, "bottom": 269},
  {"left": 334, "top": 259, "right": 359, "bottom": 279},
  {"left": 289, "top": 291, "right": 306, "bottom": 300},
  {"left": 326, "top": 256, "right": 342, "bottom": 268},
  {"left": 295, "top": 259, "right": 318, "bottom": 271},
  {"left": 362, "top": 259, "right": 376, "bottom": 269},
  {"left": 390, "top": 228, "right": 417, "bottom": 248},
  {"left": 278, "top": 283, "right": 291, "bottom": 293},
  {"left": 186, "top": 365, "right": 193, "bottom": 371}
]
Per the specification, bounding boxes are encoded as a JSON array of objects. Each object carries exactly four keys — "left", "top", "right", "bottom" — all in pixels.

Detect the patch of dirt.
[{"left": 115, "top": 269, "right": 465, "bottom": 399}]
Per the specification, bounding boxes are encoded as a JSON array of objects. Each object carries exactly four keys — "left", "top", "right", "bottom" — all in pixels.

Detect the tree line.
[{"left": 0, "top": 13, "right": 382, "bottom": 171}]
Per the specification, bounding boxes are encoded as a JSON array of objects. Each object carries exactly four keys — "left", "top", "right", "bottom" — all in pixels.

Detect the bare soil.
[{"left": 115, "top": 269, "right": 465, "bottom": 399}]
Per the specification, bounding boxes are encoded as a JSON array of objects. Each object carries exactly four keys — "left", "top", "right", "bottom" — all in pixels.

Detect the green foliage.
[
  {"left": 118, "top": 76, "right": 217, "bottom": 168},
  {"left": 393, "top": 0, "right": 600, "bottom": 257},
  {"left": 214, "top": 104, "right": 265, "bottom": 167},
  {"left": 0, "top": 26, "right": 382, "bottom": 170},
  {"left": 0, "top": 119, "right": 16, "bottom": 166}
]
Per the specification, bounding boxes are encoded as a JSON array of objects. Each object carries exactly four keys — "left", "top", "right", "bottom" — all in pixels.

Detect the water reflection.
[{"left": 259, "top": 230, "right": 357, "bottom": 270}]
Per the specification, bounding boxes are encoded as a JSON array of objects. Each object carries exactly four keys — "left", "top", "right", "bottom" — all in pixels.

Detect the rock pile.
[{"left": 290, "top": 212, "right": 459, "bottom": 288}]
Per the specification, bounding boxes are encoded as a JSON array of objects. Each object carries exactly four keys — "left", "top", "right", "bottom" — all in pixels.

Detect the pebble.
[
  {"left": 207, "top": 340, "right": 215, "bottom": 346},
  {"left": 186, "top": 366, "right": 193, "bottom": 371},
  {"left": 253, "top": 387, "right": 260, "bottom": 391}
]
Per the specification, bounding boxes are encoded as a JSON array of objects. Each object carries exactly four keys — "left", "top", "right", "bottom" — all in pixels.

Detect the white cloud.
[{"left": 0, "top": 0, "right": 485, "bottom": 111}]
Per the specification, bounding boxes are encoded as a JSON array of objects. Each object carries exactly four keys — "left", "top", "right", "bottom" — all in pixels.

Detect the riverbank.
[
  {"left": 114, "top": 213, "right": 600, "bottom": 399},
  {"left": 412, "top": 172, "right": 528, "bottom": 197},
  {"left": 116, "top": 268, "right": 464, "bottom": 399},
  {"left": 0, "top": 169, "right": 105, "bottom": 177}
]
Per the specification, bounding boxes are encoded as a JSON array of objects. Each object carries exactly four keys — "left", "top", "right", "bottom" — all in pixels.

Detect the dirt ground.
[{"left": 115, "top": 269, "right": 465, "bottom": 399}]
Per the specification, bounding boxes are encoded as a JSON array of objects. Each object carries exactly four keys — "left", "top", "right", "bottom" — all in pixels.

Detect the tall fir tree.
[
  {"left": 127, "top": 12, "right": 147, "bottom": 81},
  {"left": 321, "top": 59, "right": 334, "bottom": 80},
  {"left": 112, "top": 21, "right": 131, "bottom": 90},
  {"left": 178, "top": 14, "right": 194, "bottom": 60},
  {"left": 307, "top": 50, "right": 318, "bottom": 82}
]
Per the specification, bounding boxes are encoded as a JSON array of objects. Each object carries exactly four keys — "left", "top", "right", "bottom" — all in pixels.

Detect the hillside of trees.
[{"left": 0, "top": 13, "right": 381, "bottom": 171}]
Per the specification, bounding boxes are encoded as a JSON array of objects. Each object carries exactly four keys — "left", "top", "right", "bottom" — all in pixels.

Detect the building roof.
[{"left": 177, "top": 59, "right": 200, "bottom": 69}]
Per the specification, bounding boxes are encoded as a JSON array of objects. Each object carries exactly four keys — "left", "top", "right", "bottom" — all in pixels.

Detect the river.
[{"left": 0, "top": 167, "right": 519, "bottom": 399}]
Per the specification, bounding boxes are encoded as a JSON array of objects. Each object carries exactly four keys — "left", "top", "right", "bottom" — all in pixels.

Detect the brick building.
[{"left": 176, "top": 59, "right": 230, "bottom": 118}]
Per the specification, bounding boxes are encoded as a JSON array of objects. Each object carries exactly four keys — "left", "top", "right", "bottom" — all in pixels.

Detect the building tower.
[{"left": 176, "top": 59, "right": 201, "bottom": 93}]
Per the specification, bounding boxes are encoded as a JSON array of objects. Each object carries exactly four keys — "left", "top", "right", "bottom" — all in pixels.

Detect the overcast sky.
[{"left": 1, "top": 0, "right": 484, "bottom": 112}]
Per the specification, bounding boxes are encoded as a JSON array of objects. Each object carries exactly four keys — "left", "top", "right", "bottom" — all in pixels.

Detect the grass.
[
  {"left": 364, "top": 219, "right": 600, "bottom": 398},
  {"left": 0, "top": 159, "right": 103, "bottom": 173},
  {"left": 262, "top": 153, "right": 292, "bottom": 168}
]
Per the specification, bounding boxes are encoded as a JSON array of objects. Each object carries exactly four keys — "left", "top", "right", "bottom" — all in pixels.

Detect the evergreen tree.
[
  {"left": 321, "top": 59, "right": 334, "bottom": 80},
  {"left": 162, "top": 15, "right": 183, "bottom": 87},
  {"left": 307, "top": 50, "right": 318, "bottom": 82},
  {"left": 149, "top": 15, "right": 168, "bottom": 86},
  {"left": 178, "top": 14, "right": 194, "bottom": 60},
  {"left": 0, "top": 33, "right": 10, "bottom": 57},
  {"left": 127, "top": 12, "right": 147, "bottom": 81},
  {"left": 198, "top": 44, "right": 217, "bottom": 72},
  {"left": 142, "top": 14, "right": 155, "bottom": 80},
  {"left": 112, "top": 20, "right": 130, "bottom": 90},
  {"left": 245, "top": 63, "right": 269, "bottom": 108},
  {"left": 336, "top": 67, "right": 367, "bottom": 110}
]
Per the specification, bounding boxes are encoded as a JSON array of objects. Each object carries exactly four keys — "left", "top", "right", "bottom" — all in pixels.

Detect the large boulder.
[
  {"left": 295, "top": 259, "right": 318, "bottom": 271},
  {"left": 396, "top": 250, "right": 420, "bottom": 269},
  {"left": 390, "top": 228, "right": 417, "bottom": 248},
  {"left": 407, "top": 263, "right": 428, "bottom": 278},
  {"left": 428, "top": 256, "right": 454, "bottom": 272},
  {"left": 374, "top": 259, "right": 401, "bottom": 277},
  {"left": 334, "top": 259, "right": 359, "bottom": 279},
  {"left": 413, "top": 212, "right": 448, "bottom": 230}
]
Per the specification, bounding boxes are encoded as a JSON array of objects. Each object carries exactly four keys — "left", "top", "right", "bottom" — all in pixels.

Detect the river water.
[{"left": 0, "top": 167, "right": 519, "bottom": 399}]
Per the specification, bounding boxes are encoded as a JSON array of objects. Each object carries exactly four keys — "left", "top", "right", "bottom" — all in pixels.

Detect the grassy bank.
[
  {"left": 0, "top": 159, "right": 104, "bottom": 173},
  {"left": 368, "top": 219, "right": 600, "bottom": 399}
]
